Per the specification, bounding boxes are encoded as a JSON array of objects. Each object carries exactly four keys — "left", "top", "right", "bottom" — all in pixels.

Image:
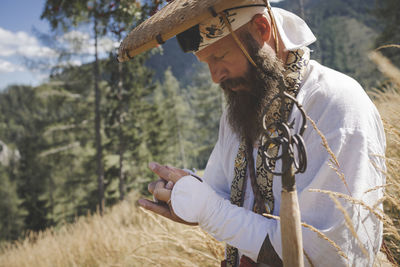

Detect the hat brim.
[{"left": 117, "top": 0, "right": 265, "bottom": 62}]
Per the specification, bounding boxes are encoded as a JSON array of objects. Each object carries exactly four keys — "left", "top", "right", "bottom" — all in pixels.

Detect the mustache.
[{"left": 220, "top": 76, "right": 249, "bottom": 91}]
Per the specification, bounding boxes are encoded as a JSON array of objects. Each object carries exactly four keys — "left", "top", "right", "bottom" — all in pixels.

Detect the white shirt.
[{"left": 171, "top": 60, "right": 386, "bottom": 266}]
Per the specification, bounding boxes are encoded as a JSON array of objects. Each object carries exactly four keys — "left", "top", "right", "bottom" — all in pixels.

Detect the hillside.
[
  {"left": 276, "top": 0, "right": 382, "bottom": 89},
  {"left": 146, "top": 37, "right": 201, "bottom": 87}
]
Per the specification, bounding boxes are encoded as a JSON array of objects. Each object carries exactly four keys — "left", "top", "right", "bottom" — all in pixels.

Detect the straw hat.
[
  {"left": 117, "top": 0, "right": 316, "bottom": 62},
  {"left": 118, "top": 0, "right": 266, "bottom": 62}
]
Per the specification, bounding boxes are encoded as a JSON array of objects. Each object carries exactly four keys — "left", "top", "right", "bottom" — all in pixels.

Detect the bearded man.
[{"left": 130, "top": 2, "right": 386, "bottom": 266}]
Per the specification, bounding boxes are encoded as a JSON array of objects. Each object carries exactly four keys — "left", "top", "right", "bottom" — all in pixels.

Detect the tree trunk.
[
  {"left": 177, "top": 126, "right": 187, "bottom": 169},
  {"left": 117, "top": 60, "right": 125, "bottom": 201},
  {"left": 94, "top": 17, "right": 104, "bottom": 215},
  {"left": 48, "top": 175, "right": 54, "bottom": 224},
  {"left": 298, "top": 0, "right": 305, "bottom": 19}
]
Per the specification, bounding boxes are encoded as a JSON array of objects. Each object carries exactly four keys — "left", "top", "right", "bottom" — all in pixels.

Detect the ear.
[{"left": 250, "top": 14, "right": 272, "bottom": 44}]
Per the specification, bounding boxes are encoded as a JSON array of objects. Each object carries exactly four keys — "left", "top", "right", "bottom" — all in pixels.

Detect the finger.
[
  {"left": 165, "top": 181, "right": 174, "bottom": 190},
  {"left": 148, "top": 180, "right": 158, "bottom": 194},
  {"left": 138, "top": 199, "right": 172, "bottom": 219},
  {"left": 155, "top": 179, "right": 165, "bottom": 191},
  {"left": 170, "top": 206, "right": 199, "bottom": 226},
  {"left": 153, "top": 187, "right": 171, "bottom": 203},
  {"left": 166, "top": 165, "right": 190, "bottom": 181},
  {"left": 149, "top": 162, "right": 190, "bottom": 183},
  {"left": 148, "top": 179, "right": 166, "bottom": 195},
  {"left": 149, "top": 162, "right": 179, "bottom": 183},
  {"left": 169, "top": 166, "right": 189, "bottom": 177},
  {"left": 138, "top": 199, "right": 198, "bottom": 226}
]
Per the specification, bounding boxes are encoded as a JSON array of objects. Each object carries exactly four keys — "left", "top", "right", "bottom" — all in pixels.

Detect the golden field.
[{"left": 0, "top": 192, "right": 225, "bottom": 267}]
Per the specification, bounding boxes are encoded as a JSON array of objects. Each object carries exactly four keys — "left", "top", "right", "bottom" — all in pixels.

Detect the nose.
[{"left": 208, "top": 62, "right": 227, "bottom": 84}]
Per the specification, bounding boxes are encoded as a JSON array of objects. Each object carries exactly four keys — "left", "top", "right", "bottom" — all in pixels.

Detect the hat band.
[{"left": 219, "top": 11, "right": 257, "bottom": 67}]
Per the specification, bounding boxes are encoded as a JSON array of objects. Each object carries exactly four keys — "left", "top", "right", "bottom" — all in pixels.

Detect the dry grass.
[
  {"left": 369, "top": 51, "right": 400, "bottom": 88},
  {"left": 0, "top": 192, "right": 224, "bottom": 267},
  {"left": 371, "top": 89, "right": 400, "bottom": 265},
  {"left": 368, "top": 46, "right": 400, "bottom": 265}
]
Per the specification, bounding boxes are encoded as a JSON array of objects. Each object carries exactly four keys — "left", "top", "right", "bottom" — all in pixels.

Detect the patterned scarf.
[{"left": 225, "top": 47, "right": 310, "bottom": 267}]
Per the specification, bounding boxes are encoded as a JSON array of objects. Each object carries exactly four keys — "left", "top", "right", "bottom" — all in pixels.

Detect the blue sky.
[
  {"left": 0, "top": 0, "right": 50, "bottom": 90},
  {"left": 0, "top": 0, "right": 116, "bottom": 90}
]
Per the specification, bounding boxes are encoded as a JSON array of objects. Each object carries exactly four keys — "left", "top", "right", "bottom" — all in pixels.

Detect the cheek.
[{"left": 229, "top": 59, "right": 250, "bottom": 77}]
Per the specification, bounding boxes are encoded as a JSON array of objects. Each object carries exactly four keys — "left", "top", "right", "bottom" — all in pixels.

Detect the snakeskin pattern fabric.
[{"left": 225, "top": 47, "right": 310, "bottom": 267}]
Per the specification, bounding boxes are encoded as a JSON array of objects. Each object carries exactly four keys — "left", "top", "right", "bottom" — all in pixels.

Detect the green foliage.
[
  {"left": 0, "top": 85, "right": 52, "bottom": 231},
  {"left": 187, "top": 64, "right": 223, "bottom": 169},
  {"left": 41, "top": 0, "right": 152, "bottom": 215},
  {"left": 103, "top": 52, "right": 155, "bottom": 199},
  {"left": 276, "top": 0, "right": 382, "bottom": 89},
  {"left": 146, "top": 38, "right": 200, "bottom": 87},
  {"left": 151, "top": 69, "right": 192, "bottom": 169},
  {"left": 0, "top": 164, "right": 25, "bottom": 241}
]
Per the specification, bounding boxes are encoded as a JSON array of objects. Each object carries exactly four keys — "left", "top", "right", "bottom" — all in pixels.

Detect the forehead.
[{"left": 195, "top": 33, "right": 237, "bottom": 62}]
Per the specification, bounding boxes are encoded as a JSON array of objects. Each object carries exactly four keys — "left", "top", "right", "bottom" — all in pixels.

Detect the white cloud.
[
  {"left": 0, "top": 27, "right": 57, "bottom": 58},
  {"left": 0, "top": 27, "right": 116, "bottom": 63},
  {"left": 58, "top": 30, "right": 115, "bottom": 56},
  {"left": 0, "top": 27, "right": 116, "bottom": 89},
  {"left": 0, "top": 59, "right": 25, "bottom": 73}
]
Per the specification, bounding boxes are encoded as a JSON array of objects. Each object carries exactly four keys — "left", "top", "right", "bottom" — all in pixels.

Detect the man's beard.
[{"left": 221, "top": 33, "right": 285, "bottom": 145}]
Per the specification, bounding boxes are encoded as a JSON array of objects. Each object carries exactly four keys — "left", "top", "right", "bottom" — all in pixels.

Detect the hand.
[{"left": 138, "top": 162, "right": 198, "bottom": 226}]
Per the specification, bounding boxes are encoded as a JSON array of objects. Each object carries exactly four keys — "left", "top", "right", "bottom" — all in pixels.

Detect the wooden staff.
[
  {"left": 281, "top": 140, "right": 304, "bottom": 267},
  {"left": 263, "top": 88, "right": 307, "bottom": 266},
  {"left": 278, "top": 93, "right": 308, "bottom": 266}
]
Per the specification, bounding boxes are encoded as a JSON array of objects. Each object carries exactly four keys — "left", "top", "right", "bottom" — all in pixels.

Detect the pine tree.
[
  {"left": 103, "top": 53, "right": 155, "bottom": 201},
  {"left": 0, "top": 85, "right": 53, "bottom": 231},
  {"left": 144, "top": 84, "right": 170, "bottom": 167},
  {"left": 153, "top": 69, "right": 193, "bottom": 169},
  {"left": 41, "top": 0, "right": 111, "bottom": 215},
  {"left": 37, "top": 67, "right": 97, "bottom": 225},
  {"left": 102, "top": 0, "right": 153, "bottom": 201},
  {"left": 187, "top": 64, "right": 223, "bottom": 169},
  {"left": 0, "top": 151, "right": 25, "bottom": 241}
]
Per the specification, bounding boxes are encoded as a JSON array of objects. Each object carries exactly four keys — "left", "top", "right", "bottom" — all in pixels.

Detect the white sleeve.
[{"left": 171, "top": 175, "right": 275, "bottom": 262}]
